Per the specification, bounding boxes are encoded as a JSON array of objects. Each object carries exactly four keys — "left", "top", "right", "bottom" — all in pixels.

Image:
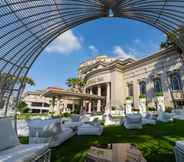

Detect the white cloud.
[
  {"left": 89, "top": 45, "right": 99, "bottom": 54},
  {"left": 113, "top": 46, "right": 136, "bottom": 59},
  {"left": 46, "top": 30, "right": 82, "bottom": 54}
]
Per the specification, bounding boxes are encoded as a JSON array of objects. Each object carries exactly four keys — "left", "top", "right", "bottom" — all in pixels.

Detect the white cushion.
[
  {"left": 64, "top": 121, "right": 83, "bottom": 128},
  {"left": 124, "top": 114, "right": 143, "bottom": 129},
  {"left": 77, "top": 123, "right": 103, "bottom": 135},
  {"left": 28, "top": 119, "right": 61, "bottom": 137},
  {"left": 0, "top": 118, "right": 19, "bottom": 151},
  {"left": 0, "top": 144, "right": 48, "bottom": 162},
  {"left": 17, "top": 120, "right": 29, "bottom": 137},
  {"left": 29, "top": 127, "right": 75, "bottom": 147},
  {"left": 157, "top": 112, "right": 173, "bottom": 122},
  {"left": 176, "top": 141, "right": 184, "bottom": 150}
]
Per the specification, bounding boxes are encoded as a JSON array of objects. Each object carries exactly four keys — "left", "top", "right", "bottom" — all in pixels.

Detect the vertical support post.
[
  {"left": 106, "top": 82, "right": 111, "bottom": 112},
  {"left": 88, "top": 88, "right": 93, "bottom": 113},
  {"left": 97, "top": 85, "right": 101, "bottom": 112}
]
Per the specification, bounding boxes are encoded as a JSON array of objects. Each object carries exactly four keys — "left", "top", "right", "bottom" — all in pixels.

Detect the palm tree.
[
  {"left": 66, "top": 77, "right": 86, "bottom": 93},
  {"left": 66, "top": 77, "right": 78, "bottom": 88},
  {"left": 19, "top": 76, "right": 35, "bottom": 87}
]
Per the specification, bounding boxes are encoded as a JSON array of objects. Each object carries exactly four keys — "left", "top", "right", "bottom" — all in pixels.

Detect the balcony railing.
[{"left": 172, "top": 90, "right": 184, "bottom": 101}]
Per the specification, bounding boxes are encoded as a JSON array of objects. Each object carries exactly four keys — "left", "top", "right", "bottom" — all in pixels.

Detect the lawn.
[
  {"left": 50, "top": 120, "right": 184, "bottom": 162},
  {"left": 19, "top": 120, "right": 184, "bottom": 162}
]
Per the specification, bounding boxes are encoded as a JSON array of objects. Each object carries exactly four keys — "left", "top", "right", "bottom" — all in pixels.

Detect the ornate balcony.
[{"left": 172, "top": 91, "right": 184, "bottom": 101}]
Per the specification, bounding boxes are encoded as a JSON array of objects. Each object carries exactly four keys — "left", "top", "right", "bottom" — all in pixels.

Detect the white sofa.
[
  {"left": 157, "top": 112, "right": 173, "bottom": 122},
  {"left": 174, "top": 141, "right": 184, "bottom": 162},
  {"left": 172, "top": 109, "right": 184, "bottom": 120},
  {"left": 17, "top": 120, "right": 29, "bottom": 137},
  {"left": 64, "top": 114, "right": 90, "bottom": 129},
  {"left": 124, "top": 113, "right": 143, "bottom": 129},
  {"left": 77, "top": 122, "right": 103, "bottom": 135},
  {"left": 0, "top": 117, "right": 50, "bottom": 162},
  {"left": 142, "top": 113, "right": 156, "bottom": 125},
  {"left": 103, "top": 113, "right": 117, "bottom": 126},
  {"left": 29, "top": 119, "right": 75, "bottom": 148}
]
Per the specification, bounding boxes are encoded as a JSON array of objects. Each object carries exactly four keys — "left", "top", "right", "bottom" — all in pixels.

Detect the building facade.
[
  {"left": 78, "top": 47, "right": 184, "bottom": 113},
  {"left": 22, "top": 88, "right": 81, "bottom": 114}
]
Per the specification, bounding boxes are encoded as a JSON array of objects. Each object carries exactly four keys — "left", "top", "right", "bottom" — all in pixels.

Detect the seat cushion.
[
  {"left": 77, "top": 124, "right": 103, "bottom": 135},
  {"left": 29, "top": 119, "right": 61, "bottom": 137},
  {"left": 0, "top": 118, "right": 19, "bottom": 151},
  {"left": 176, "top": 141, "right": 184, "bottom": 150},
  {"left": 0, "top": 144, "right": 48, "bottom": 162}
]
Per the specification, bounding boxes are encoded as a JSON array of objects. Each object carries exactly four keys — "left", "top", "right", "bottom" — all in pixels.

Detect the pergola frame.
[{"left": 0, "top": 0, "right": 184, "bottom": 116}]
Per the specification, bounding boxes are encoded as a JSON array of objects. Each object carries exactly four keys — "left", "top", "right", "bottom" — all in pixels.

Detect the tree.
[
  {"left": 66, "top": 77, "right": 78, "bottom": 88},
  {"left": 19, "top": 76, "right": 35, "bottom": 90},
  {"left": 160, "top": 28, "right": 184, "bottom": 109},
  {"left": 17, "top": 100, "right": 29, "bottom": 113},
  {"left": 160, "top": 36, "right": 175, "bottom": 49},
  {"left": 66, "top": 77, "right": 86, "bottom": 93}
]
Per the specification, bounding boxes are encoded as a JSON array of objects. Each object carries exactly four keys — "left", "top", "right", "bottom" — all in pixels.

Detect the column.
[
  {"left": 41, "top": 102, "right": 44, "bottom": 114},
  {"left": 97, "top": 85, "right": 101, "bottom": 112},
  {"left": 106, "top": 82, "right": 111, "bottom": 112},
  {"left": 72, "top": 103, "right": 75, "bottom": 112},
  {"left": 51, "top": 97, "right": 55, "bottom": 114},
  {"left": 88, "top": 88, "right": 92, "bottom": 113}
]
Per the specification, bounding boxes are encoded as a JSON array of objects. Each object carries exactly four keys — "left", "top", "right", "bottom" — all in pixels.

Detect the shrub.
[
  {"left": 147, "top": 107, "right": 156, "bottom": 111},
  {"left": 155, "top": 92, "right": 164, "bottom": 97},
  {"left": 17, "top": 101, "right": 29, "bottom": 113},
  {"left": 139, "top": 94, "right": 146, "bottom": 99},
  {"left": 126, "top": 96, "right": 133, "bottom": 100},
  {"left": 132, "top": 108, "right": 140, "bottom": 112},
  {"left": 62, "top": 112, "right": 71, "bottom": 118},
  {"left": 111, "top": 106, "right": 116, "bottom": 111},
  {"left": 165, "top": 107, "right": 173, "bottom": 113}
]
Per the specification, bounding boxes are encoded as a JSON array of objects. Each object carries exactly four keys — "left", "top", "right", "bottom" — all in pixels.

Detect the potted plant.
[
  {"left": 139, "top": 95, "right": 146, "bottom": 114},
  {"left": 126, "top": 96, "right": 133, "bottom": 102},
  {"left": 155, "top": 92, "right": 165, "bottom": 112},
  {"left": 125, "top": 96, "right": 133, "bottom": 114},
  {"left": 139, "top": 95, "right": 146, "bottom": 102},
  {"left": 147, "top": 107, "right": 156, "bottom": 112}
]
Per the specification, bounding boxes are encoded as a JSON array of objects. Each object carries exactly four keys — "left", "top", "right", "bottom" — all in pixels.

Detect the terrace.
[{"left": 0, "top": 0, "right": 184, "bottom": 162}]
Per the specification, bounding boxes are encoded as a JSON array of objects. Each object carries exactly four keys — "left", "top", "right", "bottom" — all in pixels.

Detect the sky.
[{"left": 26, "top": 17, "right": 166, "bottom": 91}]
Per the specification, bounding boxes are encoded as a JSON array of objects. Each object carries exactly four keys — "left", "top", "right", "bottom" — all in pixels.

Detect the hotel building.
[{"left": 79, "top": 46, "right": 184, "bottom": 113}]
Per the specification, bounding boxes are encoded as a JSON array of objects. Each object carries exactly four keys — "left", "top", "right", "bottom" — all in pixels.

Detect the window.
[
  {"left": 43, "top": 103, "right": 50, "bottom": 107},
  {"left": 128, "top": 84, "right": 133, "bottom": 96},
  {"left": 139, "top": 81, "right": 146, "bottom": 96},
  {"left": 31, "top": 102, "right": 42, "bottom": 107},
  {"left": 154, "top": 78, "right": 162, "bottom": 93},
  {"left": 170, "top": 73, "right": 182, "bottom": 91}
]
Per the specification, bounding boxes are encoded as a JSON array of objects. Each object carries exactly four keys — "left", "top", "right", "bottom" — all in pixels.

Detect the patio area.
[{"left": 19, "top": 119, "right": 184, "bottom": 162}]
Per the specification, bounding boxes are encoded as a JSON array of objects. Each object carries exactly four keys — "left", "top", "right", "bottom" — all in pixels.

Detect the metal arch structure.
[{"left": 0, "top": 0, "right": 184, "bottom": 117}]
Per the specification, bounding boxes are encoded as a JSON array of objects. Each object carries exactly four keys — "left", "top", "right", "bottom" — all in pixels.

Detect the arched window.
[
  {"left": 139, "top": 81, "right": 146, "bottom": 96},
  {"left": 128, "top": 84, "right": 133, "bottom": 97},
  {"left": 170, "top": 73, "right": 182, "bottom": 90},
  {"left": 154, "top": 78, "right": 162, "bottom": 93}
]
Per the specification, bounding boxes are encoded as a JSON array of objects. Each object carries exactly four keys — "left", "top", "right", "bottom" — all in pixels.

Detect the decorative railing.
[{"left": 172, "top": 90, "right": 184, "bottom": 100}]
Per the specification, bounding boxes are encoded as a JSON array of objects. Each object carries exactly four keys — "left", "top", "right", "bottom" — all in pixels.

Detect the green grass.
[{"left": 20, "top": 120, "right": 184, "bottom": 162}]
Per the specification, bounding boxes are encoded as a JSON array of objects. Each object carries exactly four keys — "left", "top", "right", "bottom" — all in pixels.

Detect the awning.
[{"left": 42, "top": 87, "right": 105, "bottom": 100}]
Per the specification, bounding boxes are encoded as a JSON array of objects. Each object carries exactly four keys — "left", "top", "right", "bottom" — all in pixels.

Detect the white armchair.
[
  {"left": 142, "top": 113, "right": 156, "bottom": 125},
  {"left": 124, "top": 113, "right": 143, "bottom": 129},
  {"left": 157, "top": 112, "right": 173, "bottom": 122},
  {"left": 28, "top": 119, "right": 75, "bottom": 148},
  {"left": 174, "top": 141, "right": 184, "bottom": 162},
  {"left": 172, "top": 109, "right": 184, "bottom": 120},
  {"left": 17, "top": 120, "right": 29, "bottom": 137},
  {"left": 0, "top": 117, "right": 50, "bottom": 162},
  {"left": 77, "top": 122, "right": 103, "bottom": 135}
]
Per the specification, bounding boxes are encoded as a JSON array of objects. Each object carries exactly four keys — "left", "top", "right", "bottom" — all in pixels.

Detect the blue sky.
[{"left": 27, "top": 18, "right": 166, "bottom": 91}]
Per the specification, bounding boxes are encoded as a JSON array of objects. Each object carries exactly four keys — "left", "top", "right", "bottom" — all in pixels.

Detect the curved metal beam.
[{"left": 0, "top": 0, "right": 183, "bottom": 116}]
